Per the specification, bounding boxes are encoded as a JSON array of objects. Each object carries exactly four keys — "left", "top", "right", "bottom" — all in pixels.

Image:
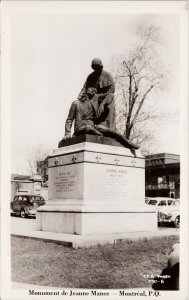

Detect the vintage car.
[
  {"left": 158, "top": 201, "right": 180, "bottom": 228},
  {"left": 145, "top": 197, "right": 150, "bottom": 204},
  {"left": 11, "top": 194, "right": 45, "bottom": 218},
  {"left": 146, "top": 197, "right": 175, "bottom": 207}
]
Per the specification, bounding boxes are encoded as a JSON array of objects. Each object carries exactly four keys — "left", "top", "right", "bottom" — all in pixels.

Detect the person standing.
[{"left": 78, "top": 58, "right": 116, "bottom": 131}]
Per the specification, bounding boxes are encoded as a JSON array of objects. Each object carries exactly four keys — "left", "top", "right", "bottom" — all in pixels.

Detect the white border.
[{"left": 1, "top": 1, "right": 188, "bottom": 300}]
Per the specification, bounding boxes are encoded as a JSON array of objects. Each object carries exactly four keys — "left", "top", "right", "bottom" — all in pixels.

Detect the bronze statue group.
[{"left": 59, "top": 58, "right": 139, "bottom": 153}]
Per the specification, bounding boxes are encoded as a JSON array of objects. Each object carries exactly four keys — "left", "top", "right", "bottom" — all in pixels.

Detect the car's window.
[
  {"left": 14, "top": 196, "right": 18, "bottom": 202},
  {"left": 35, "top": 196, "right": 43, "bottom": 201},
  {"left": 18, "top": 196, "right": 23, "bottom": 201},
  {"left": 158, "top": 200, "right": 166, "bottom": 206},
  {"left": 23, "top": 197, "right": 28, "bottom": 201},
  {"left": 148, "top": 200, "right": 157, "bottom": 205},
  {"left": 30, "top": 196, "right": 35, "bottom": 203}
]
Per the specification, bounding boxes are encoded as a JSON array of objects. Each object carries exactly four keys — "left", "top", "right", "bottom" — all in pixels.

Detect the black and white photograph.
[{"left": 1, "top": 1, "right": 188, "bottom": 299}]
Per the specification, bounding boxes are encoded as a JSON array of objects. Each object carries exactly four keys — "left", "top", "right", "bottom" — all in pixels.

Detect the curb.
[{"left": 11, "top": 229, "right": 179, "bottom": 248}]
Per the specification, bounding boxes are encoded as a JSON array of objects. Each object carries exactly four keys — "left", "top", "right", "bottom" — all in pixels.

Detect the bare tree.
[
  {"left": 26, "top": 144, "right": 50, "bottom": 179},
  {"left": 112, "top": 24, "right": 169, "bottom": 148}
]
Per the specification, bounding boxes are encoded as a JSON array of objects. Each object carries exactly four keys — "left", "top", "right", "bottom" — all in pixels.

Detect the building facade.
[
  {"left": 145, "top": 153, "right": 180, "bottom": 199},
  {"left": 11, "top": 174, "right": 48, "bottom": 201}
]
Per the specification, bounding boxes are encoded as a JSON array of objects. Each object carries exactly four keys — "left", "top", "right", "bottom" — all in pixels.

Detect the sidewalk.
[{"left": 11, "top": 227, "right": 179, "bottom": 248}]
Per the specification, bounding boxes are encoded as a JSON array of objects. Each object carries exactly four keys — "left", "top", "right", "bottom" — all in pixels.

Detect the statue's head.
[
  {"left": 91, "top": 58, "right": 103, "bottom": 71},
  {"left": 80, "top": 87, "right": 96, "bottom": 102},
  {"left": 86, "top": 87, "right": 97, "bottom": 98}
]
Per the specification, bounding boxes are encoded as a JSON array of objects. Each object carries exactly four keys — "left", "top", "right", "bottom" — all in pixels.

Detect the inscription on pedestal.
[
  {"left": 102, "top": 168, "right": 130, "bottom": 200},
  {"left": 49, "top": 163, "right": 84, "bottom": 200},
  {"left": 54, "top": 171, "right": 76, "bottom": 193}
]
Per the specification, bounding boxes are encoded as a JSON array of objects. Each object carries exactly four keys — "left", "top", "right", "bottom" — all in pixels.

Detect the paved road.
[{"left": 11, "top": 215, "right": 36, "bottom": 233}]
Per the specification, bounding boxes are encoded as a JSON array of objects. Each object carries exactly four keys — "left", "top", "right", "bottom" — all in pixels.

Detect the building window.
[{"left": 169, "top": 192, "right": 175, "bottom": 199}]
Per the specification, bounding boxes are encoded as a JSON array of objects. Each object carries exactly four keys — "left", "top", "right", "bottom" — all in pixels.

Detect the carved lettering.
[
  {"left": 54, "top": 171, "right": 75, "bottom": 193},
  {"left": 103, "top": 167, "right": 129, "bottom": 199}
]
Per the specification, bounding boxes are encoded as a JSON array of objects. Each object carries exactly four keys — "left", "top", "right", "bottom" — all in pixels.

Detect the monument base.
[
  {"left": 36, "top": 206, "right": 157, "bottom": 235},
  {"left": 36, "top": 136, "right": 157, "bottom": 242}
]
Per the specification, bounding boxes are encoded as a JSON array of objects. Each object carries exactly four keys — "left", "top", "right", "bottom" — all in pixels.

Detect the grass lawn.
[{"left": 11, "top": 236, "right": 179, "bottom": 289}]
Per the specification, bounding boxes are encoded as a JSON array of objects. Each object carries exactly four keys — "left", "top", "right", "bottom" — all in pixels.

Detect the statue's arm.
[
  {"left": 96, "top": 74, "right": 115, "bottom": 118},
  {"left": 102, "top": 80, "right": 115, "bottom": 95},
  {"left": 98, "top": 74, "right": 115, "bottom": 98},
  {"left": 107, "top": 81, "right": 115, "bottom": 93},
  {"left": 64, "top": 102, "right": 76, "bottom": 138},
  {"left": 97, "top": 93, "right": 114, "bottom": 119}
]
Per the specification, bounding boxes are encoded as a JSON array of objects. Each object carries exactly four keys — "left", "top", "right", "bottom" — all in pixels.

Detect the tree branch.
[{"left": 131, "top": 85, "right": 155, "bottom": 126}]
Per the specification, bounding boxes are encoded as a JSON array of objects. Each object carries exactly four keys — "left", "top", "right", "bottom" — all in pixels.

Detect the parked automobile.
[
  {"left": 158, "top": 202, "right": 180, "bottom": 228},
  {"left": 145, "top": 197, "right": 150, "bottom": 204},
  {"left": 11, "top": 194, "right": 45, "bottom": 218},
  {"left": 173, "top": 199, "right": 180, "bottom": 206},
  {"left": 146, "top": 197, "right": 175, "bottom": 207}
]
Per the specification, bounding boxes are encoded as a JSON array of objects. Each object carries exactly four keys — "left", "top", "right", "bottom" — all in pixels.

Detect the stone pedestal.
[{"left": 36, "top": 135, "right": 157, "bottom": 235}]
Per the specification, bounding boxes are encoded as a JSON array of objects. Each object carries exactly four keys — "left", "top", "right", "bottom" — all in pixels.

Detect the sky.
[{"left": 6, "top": 2, "right": 181, "bottom": 174}]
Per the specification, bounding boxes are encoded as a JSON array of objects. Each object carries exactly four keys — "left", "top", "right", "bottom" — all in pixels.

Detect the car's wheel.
[
  {"left": 174, "top": 216, "right": 180, "bottom": 228},
  {"left": 20, "top": 208, "right": 26, "bottom": 218}
]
